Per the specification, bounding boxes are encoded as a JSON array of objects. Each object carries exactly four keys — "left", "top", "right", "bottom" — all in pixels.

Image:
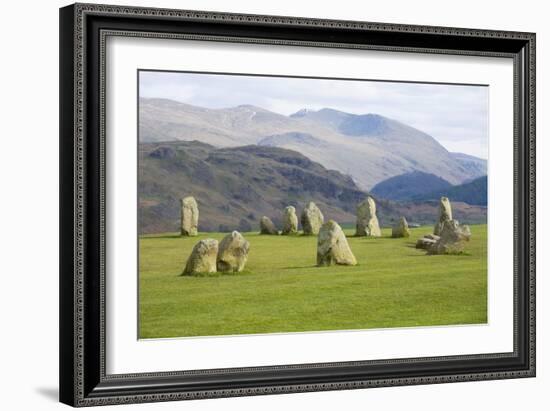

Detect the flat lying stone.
[{"left": 416, "top": 237, "right": 438, "bottom": 249}]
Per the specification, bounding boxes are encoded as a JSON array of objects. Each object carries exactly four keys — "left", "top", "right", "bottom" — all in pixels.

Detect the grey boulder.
[
  {"left": 301, "top": 201, "right": 324, "bottom": 235},
  {"left": 428, "top": 220, "right": 471, "bottom": 254},
  {"left": 180, "top": 196, "right": 199, "bottom": 236},
  {"left": 217, "top": 231, "right": 250, "bottom": 272},
  {"left": 259, "top": 216, "right": 278, "bottom": 235},
  {"left": 317, "top": 220, "right": 357, "bottom": 266},
  {"left": 355, "top": 196, "right": 381, "bottom": 237},
  {"left": 182, "top": 239, "right": 218, "bottom": 275},
  {"left": 281, "top": 206, "right": 298, "bottom": 235},
  {"left": 434, "top": 196, "right": 453, "bottom": 235},
  {"left": 392, "top": 217, "right": 411, "bottom": 238}
]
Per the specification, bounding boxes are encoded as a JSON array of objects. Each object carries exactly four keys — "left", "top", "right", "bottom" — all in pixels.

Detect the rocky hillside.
[
  {"left": 370, "top": 171, "right": 453, "bottom": 201},
  {"left": 139, "top": 141, "right": 487, "bottom": 234},
  {"left": 140, "top": 141, "right": 365, "bottom": 233},
  {"left": 139, "top": 98, "right": 486, "bottom": 189}
]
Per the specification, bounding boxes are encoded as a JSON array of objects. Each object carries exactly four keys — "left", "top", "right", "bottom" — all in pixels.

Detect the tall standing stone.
[
  {"left": 392, "top": 217, "right": 411, "bottom": 238},
  {"left": 317, "top": 220, "right": 357, "bottom": 266},
  {"left": 434, "top": 196, "right": 453, "bottom": 235},
  {"left": 301, "top": 202, "right": 324, "bottom": 235},
  {"left": 259, "top": 216, "right": 278, "bottom": 235},
  {"left": 355, "top": 196, "right": 381, "bottom": 237},
  {"left": 217, "top": 231, "right": 250, "bottom": 272},
  {"left": 182, "top": 239, "right": 218, "bottom": 275},
  {"left": 180, "top": 196, "right": 199, "bottom": 236},
  {"left": 281, "top": 206, "right": 298, "bottom": 235}
]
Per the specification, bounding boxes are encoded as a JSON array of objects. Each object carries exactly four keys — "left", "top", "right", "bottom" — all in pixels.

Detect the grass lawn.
[{"left": 139, "top": 225, "right": 487, "bottom": 338}]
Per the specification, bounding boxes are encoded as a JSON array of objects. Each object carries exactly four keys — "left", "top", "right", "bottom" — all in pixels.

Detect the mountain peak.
[
  {"left": 289, "top": 108, "right": 316, "bottom": 118},
  {"left": 234, "top": 104, "right": 265, "bottom": 111},
  {"left": 318, "top": 107, "right": 346, "bottom": 114},
  {"left": 337, "top": 113, "right": 391, "bottom": 136},
  {"left": 289, "top": 107, "right": 351, "bottom": 117}
]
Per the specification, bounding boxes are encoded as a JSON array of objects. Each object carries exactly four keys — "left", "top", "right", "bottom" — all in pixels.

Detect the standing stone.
[
  {"left": 392, "top": 217, "right": 411, "bottom": 238},
  {"left": 281, "top": 206, "right": 298, "bottom": 235},
  {"left": 301, "top": 202, "right": 324, "bottom": 235},
  {"left": 217, "top": 231, "right": 250, "bottom": 272},
  {"left": 182, "top": 239, "right": 218, "bottom": 275},
  {"left": 259, "top": 216, "right": 278, "bottom": 235},
  {"left": 428, "top": 220, "right": 471, "bottom": 255},
  {"left": 434, "top": 196, "right": 453, "bottom": 235},
  {"left": 180, "top": 196, "right": 199, "bottom": 236},
  {"left": 317, "top": 220, "right": 357, "bottom": 266},
  {"left": 355, "top": 196, "right": 382, "bottom": 237}
]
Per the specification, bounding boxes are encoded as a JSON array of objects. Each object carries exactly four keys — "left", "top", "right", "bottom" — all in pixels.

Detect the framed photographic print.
[{"left": 59, "top": 3, "right": 536, "bottom": 407}]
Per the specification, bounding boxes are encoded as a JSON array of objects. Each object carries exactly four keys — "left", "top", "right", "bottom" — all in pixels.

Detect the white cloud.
[{"left": 139, "top": 71, "right": 489, "bottom": 158}]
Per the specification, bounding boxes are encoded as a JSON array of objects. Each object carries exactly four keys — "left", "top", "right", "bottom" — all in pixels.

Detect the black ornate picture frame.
[{"left": 59, "top": 3, "right": 535, "bottom": 407}]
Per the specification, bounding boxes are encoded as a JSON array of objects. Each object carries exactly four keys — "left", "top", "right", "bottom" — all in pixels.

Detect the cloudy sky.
[{"left": 139, "top": 70, "right": 488, "bottom": 158}]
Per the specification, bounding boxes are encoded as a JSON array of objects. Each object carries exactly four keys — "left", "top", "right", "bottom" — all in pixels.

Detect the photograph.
[
  {"left": 138, "top": 70, "right": 489, "bottom": 339},
  {"left": 56, "top": 2, "right": 536, "bottom": 407}
]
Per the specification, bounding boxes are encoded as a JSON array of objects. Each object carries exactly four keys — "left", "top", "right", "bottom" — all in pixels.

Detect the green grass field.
[{"left": 139, "top": 225, "right": 487, "bottom": 338}]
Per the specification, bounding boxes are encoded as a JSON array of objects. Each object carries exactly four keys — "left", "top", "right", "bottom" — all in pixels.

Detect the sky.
[{"left": 139, "top": 70, "right": 489, "bottom": 159}]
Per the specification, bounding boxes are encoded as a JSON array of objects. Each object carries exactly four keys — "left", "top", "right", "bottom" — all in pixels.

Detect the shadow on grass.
[
  {"left": 281, "top": 264, "right": 363, "bottom": 270},
  {"left": 349, "top": 236, "right": 398, "bottom": 243},
  {"left": 180, "top": 270, "right": 254, "bottom": 278},
  {"left": 282, "top": 265, "right": 319, "bottom": 270},
  {"left": 142, "top": 233, "right": 181, "bottom": 239},
  {"left": 405, "top": 251, "right": 473, "bottom": 257}
]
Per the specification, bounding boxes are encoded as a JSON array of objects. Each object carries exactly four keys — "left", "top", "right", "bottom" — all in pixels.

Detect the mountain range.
[
  {"left": 139, "top": 98, "right": 487, "bottom": 190},
  {"left": 138, "top": 141, "right": 487, "bottom": 234}
]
